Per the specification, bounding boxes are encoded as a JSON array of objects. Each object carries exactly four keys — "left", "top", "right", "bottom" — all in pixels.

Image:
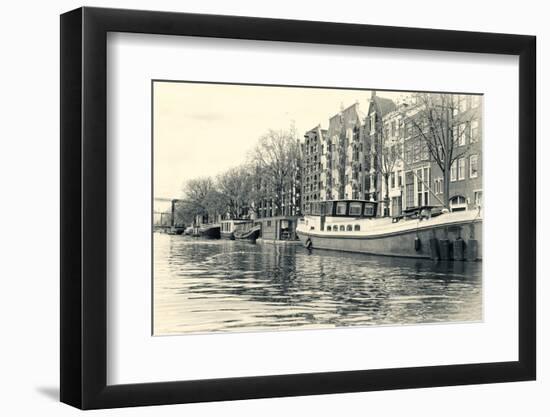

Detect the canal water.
[{"left": 153, "top": 233, "right": 482, "bottom": 335}]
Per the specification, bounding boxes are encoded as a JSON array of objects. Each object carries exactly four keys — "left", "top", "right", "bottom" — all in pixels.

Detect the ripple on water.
[{"left": 153, "top": 233, "right": 482, "bottom": 335}]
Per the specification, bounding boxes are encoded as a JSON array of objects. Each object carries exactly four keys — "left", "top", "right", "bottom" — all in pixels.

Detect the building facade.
[
  {"left": 300, "top": 92, "right": 483, "bottom": 217},
  {"left": 301, "top": 125, "right": 326, "bottom": 214},
  {"left": 325, "top": 102, "right": 365, "bottom": 201}
]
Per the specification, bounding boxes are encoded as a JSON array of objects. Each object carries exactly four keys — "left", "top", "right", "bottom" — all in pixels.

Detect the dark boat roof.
[{"left": 324, "top": 199, "right": 377, "bottom": 204}]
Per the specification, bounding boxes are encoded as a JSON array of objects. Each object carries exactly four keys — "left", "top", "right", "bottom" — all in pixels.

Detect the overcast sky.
[{"left": 153, "top": 81, "right": 405, "bottom": 200}]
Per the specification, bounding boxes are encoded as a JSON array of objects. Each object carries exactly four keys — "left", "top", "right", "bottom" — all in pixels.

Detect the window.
[
  {"left": 421, "top": 141, "right": 429, "bottom": 160},
  {"left": 413, "top": 141, "right": 420, "bottom": 162},
  {"left": 434, "top": 178, "right": 443, "bottom": 195},
  {"left": 470, "top": 120, "right": 479, "bottom": 143},
  {"left": 267, "top": 220, "right": 272, "bottom": 227},
  {"left": 405, "top": 172, "right": 415, "bottom": 208},
  {"left": 405, "top": 121, "right": 413, "bottom": 138},
  {"left": 458, "top": 95, "right": 469, "bottom": 113},
  {"left": 349, "top": 202, "right": 362, "bottom": 216},
  {"left": 423, "top": 167, "right": 430, "bottom": 205},
  {"left": 459, "top": 123, "right": 467, "bottom": 146},
  {"left": 354, "top": 225, "right": 361, "bottom": 231},
  {"left": 326, "top": 226, "right": 332, "bottom": 232},
  {"left": 454, "top": 123, "right": 467, "bottom": 146},
  {"left": 346, "top": 225, "right": 352, "bottom": 231},
  {"left": 458, "top": 157, "right": 465, "bottom": 180},
  {"left": 474, "top": 190, "right": 483, "bottom": 207},
  {"left": 450, "top": 195, "right": 467, "bottom": 212},
  {"left": 404, "top": 142, "right": 412, "bottom": 164},
  {"left": 398, "top": 171, "right": 403, "bottom": 187},
  {"left": 391, "top": 172, "right": 396, "bottom": 189},
  {"left": 336, "top": 202, "right": 347, "bottom": 215},
  {"left": 450, "top": 160, "right": 458, "bottom": 182},
  {"left": 339, "top": 225, "right": 345, "bottom": 231},
  {"left": 469, "top": 154, "right": 479, "bottom": 178},
  {"left": 416, "top": 169, "right": 423, "bottom": 206},
  {"left": 364, "top": 204, "right": 375, "bottom": 216}
]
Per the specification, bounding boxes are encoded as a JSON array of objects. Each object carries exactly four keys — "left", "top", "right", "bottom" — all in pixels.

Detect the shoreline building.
[
  {"left": 301, "top": 125, "right": 327, "bottom": 214},
  {"left": 377, "top": 93, "right": 483, "bottom": 216},
  {"left": 325, "top": 102, "right": 365, "bottom": 201},
  {"left": 300, "top": 91, "right": 483, "bottom": 217},
  {"left": 364, "top": 92, "right": 397, "bottom": 215}
]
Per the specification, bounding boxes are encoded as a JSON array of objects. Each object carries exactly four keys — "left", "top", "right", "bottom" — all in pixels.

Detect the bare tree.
[
  {"left": 217, "top": 166, "right": 253, "bottom": 219},
  {"left": 172, "top": 200, "right": 200, "bottom": 226},
  {"left": 203, "top": 189, "right": 228, "bottom": 222},
  {"left": 373, "top": 123, "right": 402, "bottom": 216},
  {"left": 249, "top": 128, "right": 301, "bottom": 216},
  {"left": 182, "top": 176, "right": 215, "bottom": 221},
  {"left": 404, "top": 93, "right": 476, "bottom": 208}
]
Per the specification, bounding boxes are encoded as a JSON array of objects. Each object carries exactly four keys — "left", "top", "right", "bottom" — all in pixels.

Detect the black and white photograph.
[
  {"left": 1, "top": 0, "right": 542, "bottom": 414},
  {"left": 153, "top": 81, "right": 483, "bottom": 336}
]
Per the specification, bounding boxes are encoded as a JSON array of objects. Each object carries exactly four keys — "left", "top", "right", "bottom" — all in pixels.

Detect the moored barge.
[
  {"left": 234, "top": 224, "right": 261, "bottom": 241},
  {"left": 198, "top": 223, "right": 221, "bottom": 239},
  {"left": 296, "top": 200, "right": 482, "bottom": 261},
  {"left": 220, "top": 219, "right": 253, "bottom": 240}
]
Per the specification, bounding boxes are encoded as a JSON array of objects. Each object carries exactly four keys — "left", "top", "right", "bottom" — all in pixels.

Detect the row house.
[
  {"left": 301, "top": 125, "right": 326, "bottom": 214},
  {"left": 300, "top": 91, "right": 482, "bottom": 218},
  {"left": 378, "top": 94, "right": 483, "bottom": 217},
  {"left": 433, "top": 95, "right": 483, "bottom": 212},
  {"left": 364, "top": 92, "right": 398, "bottom": 216},
  {"left": 325, "top": 102, "right": 365, "bottom": 201}
]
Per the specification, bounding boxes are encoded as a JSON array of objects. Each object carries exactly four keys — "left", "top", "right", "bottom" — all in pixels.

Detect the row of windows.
[
  {"left": 404, "top": 140, "right": 430, "bottom": 164},
  {"left": 326, "top": 224, "right": 361, "bottom": 232},
  {"left": 450, "top": 154, "right": 479, "bottom": 182}
]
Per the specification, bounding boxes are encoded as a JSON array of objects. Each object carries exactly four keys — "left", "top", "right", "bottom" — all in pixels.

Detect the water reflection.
[{"left": 153, "top": 234, "right": 482, "bottom": 335}]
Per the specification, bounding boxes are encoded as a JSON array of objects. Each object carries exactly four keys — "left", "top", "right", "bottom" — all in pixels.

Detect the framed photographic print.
[{"left": 60, "top": 6, "right": 536, "bottom": 409}]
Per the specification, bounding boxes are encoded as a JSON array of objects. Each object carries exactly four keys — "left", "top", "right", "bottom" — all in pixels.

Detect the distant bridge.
[{"left": 154, "top": 197, "right": 187, "bottom": 232}]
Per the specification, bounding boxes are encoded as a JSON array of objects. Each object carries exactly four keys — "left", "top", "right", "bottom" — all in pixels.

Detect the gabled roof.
[{"left": 372, "top": 95, "right": 396, "bottom": 117}]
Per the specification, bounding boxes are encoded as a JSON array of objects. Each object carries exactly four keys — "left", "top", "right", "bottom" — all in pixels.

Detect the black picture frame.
[{"left": 60, "top": 6, "right": 536, "bottom": 410}]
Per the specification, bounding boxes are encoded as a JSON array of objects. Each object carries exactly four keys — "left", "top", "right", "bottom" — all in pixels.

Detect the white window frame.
[
  {"left": 473, "top": 189, "right": 483, "bottom": 207},
  {"left": 458, "top": 123, "right": 467, "bottom": 146},
  {"left": 469, "top": 154, "right": 479, "bottom": 178},
  {"left": 450, "top": 160, "right": 458, "bottom": 182},
  {"left": 458, "top": 157, "right": 466, "bottom": 181},
  {"left": 470, "top": 120, "right": 479, "bottom": 143}
]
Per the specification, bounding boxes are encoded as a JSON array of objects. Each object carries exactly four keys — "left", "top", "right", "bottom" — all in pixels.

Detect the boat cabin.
[{"left": 305, "top": 200, "right": 378, "bottom": 218}]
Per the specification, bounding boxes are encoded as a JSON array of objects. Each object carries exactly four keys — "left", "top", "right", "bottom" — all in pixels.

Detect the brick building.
[
  {"left": 300, "top": 91, "right": 483, "bottom": 217},
  {"left": 377, "top": 93, "right": 483, "bottom": 216},
  {"left": 301, "top": 125, "right": 326, "bottom": 214},
  {"left": 325, "top": 102, "right": 365, "bottom": 201}
]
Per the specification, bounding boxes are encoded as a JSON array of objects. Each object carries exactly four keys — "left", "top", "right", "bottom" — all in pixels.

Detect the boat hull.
[
  {"left": 297, "top": 218, "right": 482, "bottom": 260},
  {"left": 234, "top": 226, "right": 261, "bottom": 242},
  {"left": 199, "top": 225, "right": 221, "bottom": 239},
  {"left": 220, "top": 231, "right": 235, "bottom": 240}
]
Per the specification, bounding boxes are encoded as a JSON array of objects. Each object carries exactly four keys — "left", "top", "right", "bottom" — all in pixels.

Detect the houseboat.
[
  {"left": 234, "top": 224, "right": 261, "bottom": 241},
  {"left": 295, "top": 200, "right": 482, "bottom": 261},
  {"left": 220, "top": 219, "right": 253, "bottom": 240},
  {"left": 198, "top": 223, "right": 221, "bottom": 239}
]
